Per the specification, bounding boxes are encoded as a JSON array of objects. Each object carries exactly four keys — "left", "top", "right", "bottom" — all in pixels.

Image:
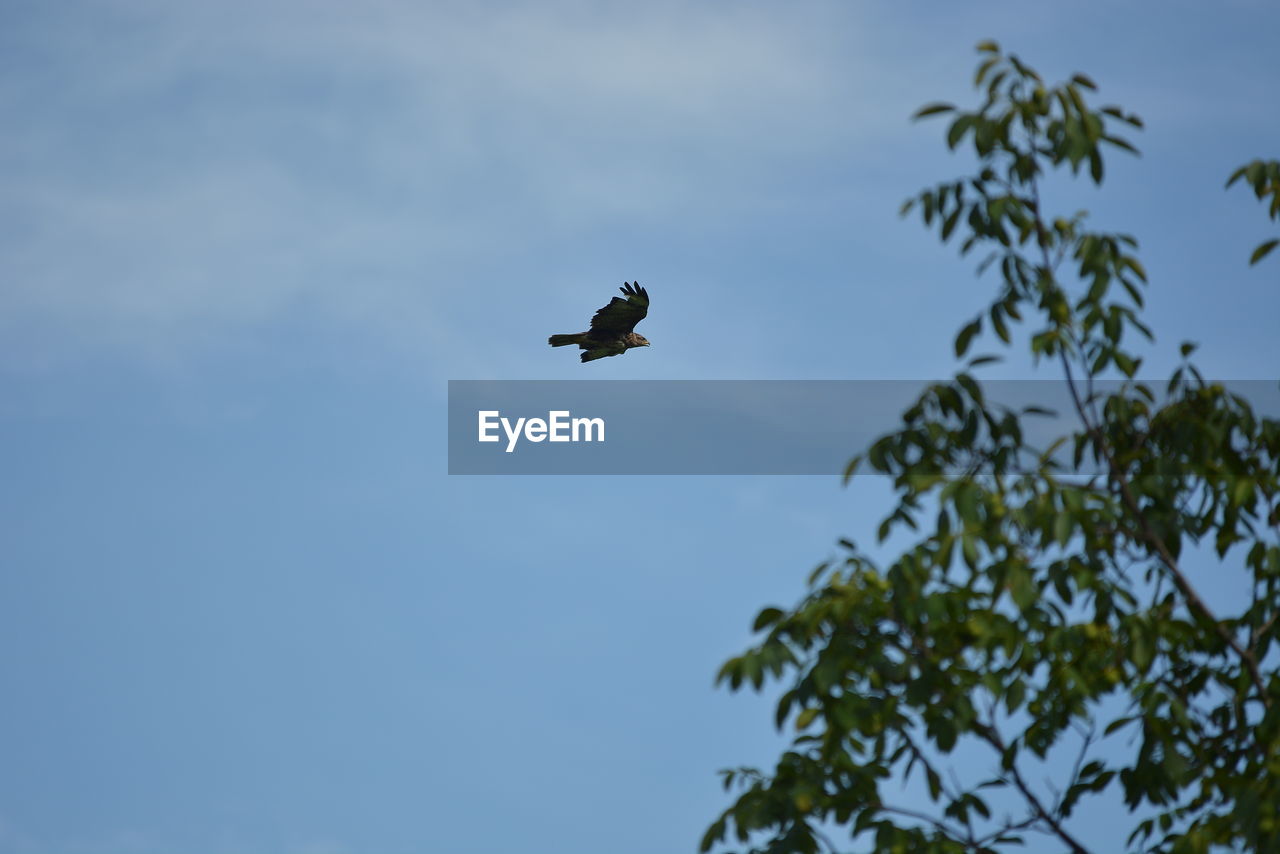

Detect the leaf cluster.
[
  {"left": 1226, "top": 160, "right": 1280, "bottom": 265},
  {"left": 705, "top": 42, "right": 1280, "bottom": 854}
]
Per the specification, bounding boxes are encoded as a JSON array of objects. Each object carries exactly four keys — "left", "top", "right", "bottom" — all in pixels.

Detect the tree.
[{"left": 703, "top": 42, "right": 1280, "bottom": 854}]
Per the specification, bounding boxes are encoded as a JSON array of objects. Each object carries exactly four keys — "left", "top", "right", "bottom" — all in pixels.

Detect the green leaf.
[
  {"left": 955, "top": 317, "right": 982, "bottom": 357},
  {"left": 947, "top": 114, "right": 974, "bottom": 150},
  {"left": 1121, "top": 255, "right": 1148, "bottom": 282},
  {"left": 1104, "top": 134, "right": 1139, "bottom": 155},
  {"left": 753, "top": 607, "right": 785, "bottom": 631},
  {"left": 774, "top": 691, "right": 794, "bottom": 729},
  {"left": 914, "top": 102, "right": 956, "bottom": 119},
  {"left": 955, "top": 372, "right": 983, "bottom": 404},
  {"left": 1005, "top": 678, "right": 1026, "bottom": 713},
  {"left": 934, "top": 718, "right": 957, "bottom": 752},
  {"left": 1054, "top": 512, "right": 1072, "bottom": 547},
  {"left": 942, "top": 206, "right": 963, "bottom": 241},
  {"left": 967, "top": 354, "right": 1003, "bottom": 368},
  {"left": 925, "top": 766, "right": 943, "bottom": 799},
  {"left": 1131, "top": 627, "right": 1152, "bottom": 671},
  {"left": 842, "top": 453, "right": 864, "bottom": 484},
  {"left": 1104, "top": 715, "right": 1136, "bottom": 736},
  {"left": 991, "top": 305, "right": 1010, "bottom": 343},
  {"left": 974, "top": 56, "right": 999, "bottom": 87},
  {"left": 1249, "top": 238, "right": 1279, "bottom": 265},
  {"left": 1089, "top": 150, "right": 1104, "bottom": 184},
  {"left": 1009, "top": 565, "right": 1037, "bottom": 610},
  {"left": 699, "top": 818, "right": 725, "bottom": 852},
  {"left": 717, "top": 658, "right": 741, "bottom": 689}
]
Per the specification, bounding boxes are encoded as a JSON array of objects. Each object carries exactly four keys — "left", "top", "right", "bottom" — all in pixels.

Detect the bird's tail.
[{"left": 548, "top": 333, "right": 584, "bottom": 347}]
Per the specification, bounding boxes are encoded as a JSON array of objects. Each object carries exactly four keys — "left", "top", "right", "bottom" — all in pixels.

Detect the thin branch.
[
  {"left": 1251, "top": 611, "right": 1279, "bottom": 652},
  {"left": 974, "top": 813, "right": 1040, "bottom": 848},
  {"left": 972, "top": 721, "right": 1092, "bottom": 854},
  {"left": 1057, "top": 725, "right": 1097, "bottom": 819},
  {"left": 812, "top": 825, "right": 843, "bottom": 854},
  {"left": 900, "top": 730, "right": 963, "bottom": 804}
]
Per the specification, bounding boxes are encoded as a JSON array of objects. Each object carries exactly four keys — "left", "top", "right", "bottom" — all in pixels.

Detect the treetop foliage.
[{"left": 704, "top": 42, "right": 1280, "bottom": 854}]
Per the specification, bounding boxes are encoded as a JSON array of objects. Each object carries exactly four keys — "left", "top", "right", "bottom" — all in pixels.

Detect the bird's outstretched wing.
[{"left": 588, "top": 282, "right": 649, "bottom": 335}]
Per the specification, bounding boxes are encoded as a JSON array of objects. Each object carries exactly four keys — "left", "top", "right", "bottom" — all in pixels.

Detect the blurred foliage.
[
  {"left": 704, "top": 42, "right": 1280, "bottom": 854},
  {"left": 1227, "top": 159, "right": 1280, "bottom": 265}
]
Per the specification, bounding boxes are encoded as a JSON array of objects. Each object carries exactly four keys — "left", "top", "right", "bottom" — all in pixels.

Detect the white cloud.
[
  {"left": 10, "top": 0, "right": 1271, "bottom": 376},
  {"left": 0, "top": 1, "right": 895, "bottom": 372}
]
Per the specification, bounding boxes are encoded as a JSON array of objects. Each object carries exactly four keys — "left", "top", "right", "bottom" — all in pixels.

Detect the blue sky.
[{"left": 1, "top": 1, "right": 1277, "bottom": 852}]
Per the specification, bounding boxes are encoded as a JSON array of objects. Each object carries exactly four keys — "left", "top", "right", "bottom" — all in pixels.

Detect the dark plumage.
[{"left": 548, "top": 282, "right": 651, "bottom": 362}]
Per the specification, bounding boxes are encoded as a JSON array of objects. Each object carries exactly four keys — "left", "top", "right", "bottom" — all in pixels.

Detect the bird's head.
[{"left": 625, "top": 333, "right": 651, "bottom": 348}]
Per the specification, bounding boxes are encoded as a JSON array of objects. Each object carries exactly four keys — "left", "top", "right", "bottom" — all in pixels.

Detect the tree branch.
[
  {"left": 1024, "top": 175, "right": 1273, "bottom": 711},
  {"left": 972, "top": 721, "right": 1092, "bottom": 854},
  {"left": 1059, "top": 350, "right": 1271, "bottom": 708}
]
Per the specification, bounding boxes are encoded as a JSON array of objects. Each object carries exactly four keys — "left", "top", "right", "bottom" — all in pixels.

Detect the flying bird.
[{"left": 549, "top": 281, "right": 651, "bottom": 362}]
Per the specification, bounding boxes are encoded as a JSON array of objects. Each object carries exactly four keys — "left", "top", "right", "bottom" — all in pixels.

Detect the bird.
[{"left": 548, "top": 281, "right": 651, "bottom": 362}]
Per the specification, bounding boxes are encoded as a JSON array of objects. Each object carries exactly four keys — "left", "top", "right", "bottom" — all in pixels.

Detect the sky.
[{"left": 1, "top": 1, "right": 1278, "bottom": 852}]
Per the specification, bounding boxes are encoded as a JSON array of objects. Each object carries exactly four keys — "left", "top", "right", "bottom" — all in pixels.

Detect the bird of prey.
[{"left": 548, "top": 281, "right": 651, "bottom": 362}]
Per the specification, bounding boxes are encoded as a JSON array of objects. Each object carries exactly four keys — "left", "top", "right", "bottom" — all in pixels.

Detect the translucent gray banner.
[{"left": 447, "top": 380, "right": 1280, "bottom": 475}]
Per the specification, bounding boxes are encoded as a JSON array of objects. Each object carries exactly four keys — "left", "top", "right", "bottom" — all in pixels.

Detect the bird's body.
[{"left": 549, "top": 282, "right": 651, "bottom": 362}]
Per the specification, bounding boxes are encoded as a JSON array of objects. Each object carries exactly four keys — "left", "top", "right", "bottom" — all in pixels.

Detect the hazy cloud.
[{"left": 0, "top": 1, "right": 887, "bottom": 370}]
